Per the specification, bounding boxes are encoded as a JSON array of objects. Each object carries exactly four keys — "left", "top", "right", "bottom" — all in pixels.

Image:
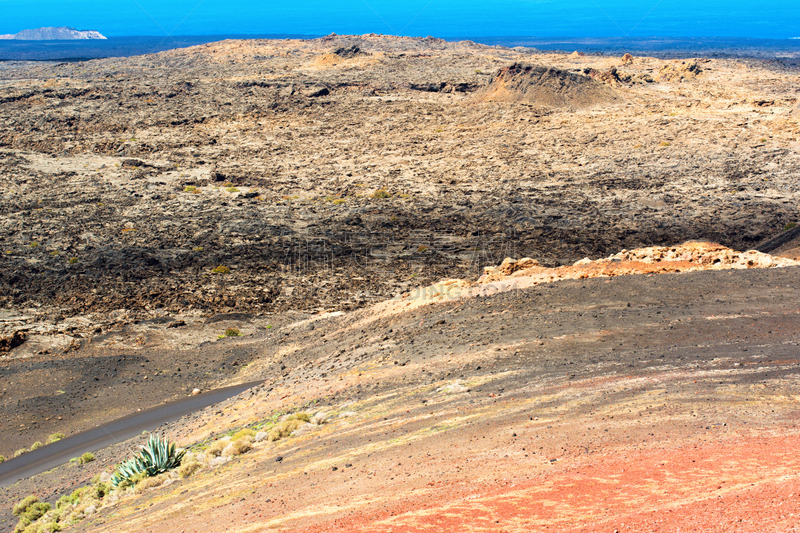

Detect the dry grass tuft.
[
  {"left": 268, "top": 413, "right": 311, "bottom": 441},
  {"left": 222, "top": 438, "right": 252, "bottom": 457},
  {"left": 207, "top": 437, "right": 231, "bottom": 457}
]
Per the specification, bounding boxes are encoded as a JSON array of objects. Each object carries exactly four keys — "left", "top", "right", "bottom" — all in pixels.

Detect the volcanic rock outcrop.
[{"left": 473, "top": 62, "right": 618, "bottom": 108}]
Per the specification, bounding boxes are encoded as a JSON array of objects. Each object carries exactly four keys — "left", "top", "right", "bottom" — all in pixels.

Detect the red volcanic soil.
[{"left": 323, "top": 435, "right": 800, "bottom": 533}]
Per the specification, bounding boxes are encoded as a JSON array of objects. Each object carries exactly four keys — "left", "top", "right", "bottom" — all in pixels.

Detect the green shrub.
[
  {"left": 78, "top": 453, "right": 95, "bottom": 464},
  {"left": 784, "top": 222, "right": 797, "bottom": 232},
  {"left": 68, "top": 258, "right": 78, "bottom": 264},
  {"left": 30, "top": 441, "right": 43, "bottom": 451},
  {"left": 13, "top": 496, "right": 40, "bottom": 516},
  {"left": 226, "top": 187, "right": 239, "bottom": 193},
  {"left": 211, "top": 266, "right": 230, "bottom": 274},
  {"left": 12, "top": 496, "right": 50, "bottom": 533},
  {"left": 0, "top": 455, "right": 4, "bottom": 463},
  {"left": 224, "top": 328, "right": 241, "bottom": 337},
  {"left": 371, "top": 188, "right": 392, "bottom": 199},
  {"left": 92, "top": 482, "right": 111, "bottom": 499},
  {"left": 56, "top": 489, "right": 83, "bottom": 510},
  {"left": 15, "top": 448, "right": 27, "bottom": 457},
  {"left": 110, "top": 435, "right": 185, "bottom": 487},
  {"left": 47, "top": 433, "right": 65, "bottom": 444}
]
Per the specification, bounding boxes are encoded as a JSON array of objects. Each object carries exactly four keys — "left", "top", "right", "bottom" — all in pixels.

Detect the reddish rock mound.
[
  {"left": 473, "top": 63, "right": 618, "bottom": 108},
  {"left": 478, "top": 241, "right": 798, "bottom": 285}
]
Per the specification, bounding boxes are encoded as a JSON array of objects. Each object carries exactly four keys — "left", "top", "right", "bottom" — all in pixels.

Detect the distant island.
[{"left": 0, "top": 26, "right": 106, "bottom": 40}]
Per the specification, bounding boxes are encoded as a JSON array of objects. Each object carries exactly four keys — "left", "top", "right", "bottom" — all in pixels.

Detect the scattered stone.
[
  {"left": 0, "top": 331, "right": 26, "bottom": 353},
  {"left": 333, "top": 45, "right": 363, "bottom": 58},
  {"left": 657, "top": 59, "right": 702, "bottom": 82}
]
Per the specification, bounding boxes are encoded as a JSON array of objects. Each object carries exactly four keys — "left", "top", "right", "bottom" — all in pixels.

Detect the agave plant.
[{"left": 111, "top": 435, "right": 186, "bottom": 487}]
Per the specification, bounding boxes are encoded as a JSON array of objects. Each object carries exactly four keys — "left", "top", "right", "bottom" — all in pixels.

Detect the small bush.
[
  {"left": 222, "top": 439, "right": 252, "bottom": 457},
  {"left": 56, "top": 487, "right": 86, "bottom": 509},
  {"left": 134, "top": 473, "right": 167, "bottom": 493},
  {"left": 30, "top": 242, "right": 39, "bottom": 248},
  {"left": 784, "top": 222, "right": 797, "bottom": 232},
  {"left": 47, "top": 433, "right": 65, "bottom": 444},
  {"left": 659, "top": 141, "right": 671, "bottom": 147},
  {"left": 268, "top": 413, "right": 311, "bottom": 442},
  {"left": 68, "top": 258, "right": 78, "bottom": 264},
  {"left": 36, "top": 522, "right": 61, "bottom": 533},
  {"left": 332, "top": 198, "right": 346, "bottom": 205},
  {"left": 78, "top": 453, "right": 95, "bottom": 464},
  {"left": 92, "top": 482, "right": 110, "bottom": 499},
  {"left": 183, "top": 185, "right": 197, "bottom": 193},
  {"left": 226, "top": 187, "right": 240, "bottom": 193},
  {"left": 206, "top": 438, "right": 229, "bottom": 457},
  {"left": 30, "top": 441, "right": 43, "bottom": 451},
  {"left": 211, "top": 266, "right": 230, "bottom": 274},
  {"left": 15, "top": 448, "right": 27, "bottom": 457},
  {"left": 232, "top": 428, "right": 257, "bottom": 441},
  {"left": 224, "top": 328, "right": 241, "bottom": 337},
  {"left": 13, "top": 496, "right": 51, "bottom": 533},
  {"left": 0, "top": 455, "right": 4, "bottom": 463},
  {"left": 177, "top": 461, "right": 202, "bottom": 479},
  {"left": 13, "top": 496, "right": 40, "bottom": 516},
  {"left": 371, "top": 188, "right": 392, "bottom": 199}
]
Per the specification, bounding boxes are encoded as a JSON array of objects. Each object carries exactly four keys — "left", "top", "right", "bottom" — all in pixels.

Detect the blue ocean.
[
  {"left": 1, "top": 0, "right": 799, "bottom": 60},
  {"left": 0, "top": 35, "right": 799, "bottom": 62}
]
